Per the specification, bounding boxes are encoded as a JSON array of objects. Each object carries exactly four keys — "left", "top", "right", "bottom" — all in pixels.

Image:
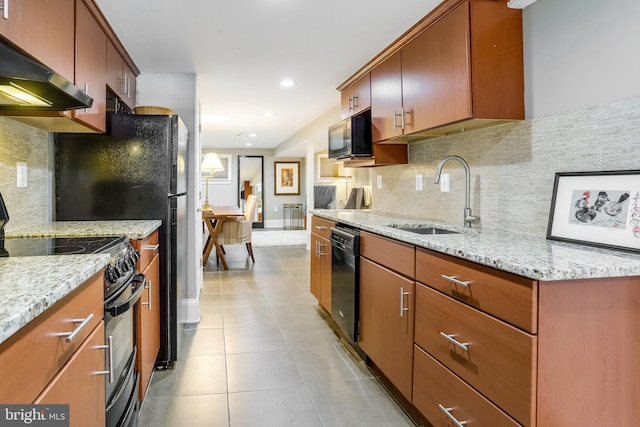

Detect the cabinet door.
[
  {"left": 73, "top": 0, "right": 106, "bottom": 132},
  {"left": 122, "top": 62, "right": 137, "bottom": 109},
  {"left": 0, "top": 0, "right": 75, "bottom": 81},
  {"left": 370, "top": 50, "right": 403, "bottom": 142},
  {"left": 359, "top": 257, "right": 414, "bottom": 400},
  {"left": 35, "top": 322, "right": 106, "bottom": 427},
  {"left": 340, "top": 85, "right": 354, "bottom": 119},
  {"left": 137, "top": 254, "right": 161, "bottom": 400},
  {"left": 319, "top": 238, "right": 331, "bottom": 313},
  {"left": 106, "top": 39, "right": 124, "bottom": 98},
  {"left": 402, "top": 2, "right": 471, "bottom": 132},
  {"left": 353, "top": 73, "right": 371, "bottom": 115},
  {"left": 310, "top": 233, "right": 323, "bottom": 302}
]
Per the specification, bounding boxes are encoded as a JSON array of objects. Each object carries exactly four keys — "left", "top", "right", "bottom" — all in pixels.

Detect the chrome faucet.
[{"left": 434, "top": 155, "right": 477, "bottom": 228}]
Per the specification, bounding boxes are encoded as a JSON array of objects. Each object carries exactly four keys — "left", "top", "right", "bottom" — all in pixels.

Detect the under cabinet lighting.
[{"left": 0, "top": 83, "right": 52, "bottom": 106}]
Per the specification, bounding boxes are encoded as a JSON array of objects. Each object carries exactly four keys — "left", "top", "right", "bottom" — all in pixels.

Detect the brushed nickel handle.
[
  {"left": 95, "top": 335, "right": 114, "bottom": 383},
  {"left": 314, "top": 225, "right": 327, "bottom": 230},
  {"left": 440, "top": 332, "right": 469, "bottom": 351},
  {"left": 400, "top": 107, "right": 405, "bottom": 129},
  {"left": 353, "top": 94, "right": 359, "bottom": 111},
  {"left": 317, "top": 242, "right": 326, "bottom": 256},
  {"left": 142, "top": 280, "right": 152, "bottom": 311},
  {"left": 348, "top": 95, "right": 353, "bottom": 112},
  {"left": 144, "top": 244, "right": 160, "bottom": 251},
  {"left": 1, "top": 0, "right": 8, "bottom": 19},
  {"left": 58, "top": 313, "right": 94, "bottom": 343},
  {"left": 441, "top": 274, "right": 470, "bottom": 288},
  {"left": 393, "top": 110, "right": 399, "bottom": 131},
  {"left": 400, "top": 287, "right": 410, "bottom": 317},
  {"left": 438, "top": 404, "right": 468, "bottom": 426}
]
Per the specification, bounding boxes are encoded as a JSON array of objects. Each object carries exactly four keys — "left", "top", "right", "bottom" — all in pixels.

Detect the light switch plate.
[
  {"left": 17, "top": 162, "right": 28, "bottom": 188},
  {"left": 416, "top": 174, "right": 423, "bottom": 191},
  {"left": 274, "top": 206, "right": 278, "bottom": 213},
  {"left": 440, "top": 173, "right": 450, "bottom": 192},
  {"left": 376, "top": 175, "right": 382, "bottom": 189}
]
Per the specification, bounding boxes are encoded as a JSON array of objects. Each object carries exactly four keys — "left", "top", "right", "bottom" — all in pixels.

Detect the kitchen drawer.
[
  {"left": 413, "top": 345, "right": 522, "bottom": 427},
  {"left": 361, "top": 231, "right": 415, "bottom": 278},
  {"left": 416, "top": 248, "right": 537, "bottom": 333},
  {"left": 135, "top": 229, "right": 159, "bottom": 273},
  {"left": 415, "top": 284, "right": 536, "bottom": 427},
  {"left": 0, "top": 271, "right": 104, "bottom": 403},
  {"left": 311, "top": 216, "right": 335, "bottom": 240}
]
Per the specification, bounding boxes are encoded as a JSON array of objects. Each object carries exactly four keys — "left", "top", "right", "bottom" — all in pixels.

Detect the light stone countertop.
[
  {"left": 6, "top": 220, "right": 161, "bottom": 240},
  {"left": 312, "top": 209, "right": 640, "bottom": 282},
  {"left": 0, "top": 254, "right": 110, "bottom": 345},
  {"left": 0, "top": 220, "right": 161, "bottom": 346}
]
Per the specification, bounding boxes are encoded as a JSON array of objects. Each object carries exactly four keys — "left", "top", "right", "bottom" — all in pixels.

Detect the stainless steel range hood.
[{"left": 0, "top": 41, "right": 93, "bottom": 111}]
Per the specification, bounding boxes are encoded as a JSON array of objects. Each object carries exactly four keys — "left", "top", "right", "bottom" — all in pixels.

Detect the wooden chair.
[{"left": 218, "top": 194, "right": 257, "bottom": 262}]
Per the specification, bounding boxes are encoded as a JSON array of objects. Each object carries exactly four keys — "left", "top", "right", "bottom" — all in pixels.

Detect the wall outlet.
[
  {"left": 273, "top": 206, "right": 278, "bottom": 213},
  {"left": 415, "top": 173, "right": 423, "bottom": 191},
  {"left": 440, "top": 172, "right": 450, "bottom": 192},
  {"left": 376, "top": 175, "right": 382, "bottom": 189},
  {"left": 16, "top": 162, "right": 28, "bottom": 188}
]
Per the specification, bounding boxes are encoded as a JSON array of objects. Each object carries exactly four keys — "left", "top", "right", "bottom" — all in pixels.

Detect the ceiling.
[{"left": 94, "top": 0, "right": 444, "bottom": 154}]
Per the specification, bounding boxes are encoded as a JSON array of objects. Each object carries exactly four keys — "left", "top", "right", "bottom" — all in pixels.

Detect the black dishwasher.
[{"left": 330, "top": 226, "right": 360, "bottom": 342}]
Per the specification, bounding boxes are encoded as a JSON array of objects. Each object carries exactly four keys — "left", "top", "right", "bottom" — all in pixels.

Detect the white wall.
[{"left": 524, "top": 0, "right": 640, "bottom": 118}]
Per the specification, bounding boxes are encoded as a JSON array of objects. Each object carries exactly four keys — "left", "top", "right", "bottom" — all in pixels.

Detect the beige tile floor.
[{"left": 138, "top": 240, "right": 414, "bottom": 427}]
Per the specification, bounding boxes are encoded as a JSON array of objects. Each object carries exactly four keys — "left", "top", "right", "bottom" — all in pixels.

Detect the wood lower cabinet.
[
  {"left": 359, "top": 232, "right": 416, "bottom": 401},
  {"left": 134, "top": 230, "right": 161, "bottom": 401},
  {"left": 413, "top": 345, "right": 520, "bottom": 427},
  {"left": 414, "top": 247, "right": 640, "bottom": 427},
  {"left": 72, "top": 0, "right": 106, "bottom": 132},
  {"left": 310, "top": 216, "right": 334, "bottom": 312},
  {"left": 0, "top": 0, "right": 75, "bottom": 81},
  {"left": 0, "top": 272, "right": 105, "bottom": 424},
  {"left": 35, "top": 322, "right": 106, "bottom": 427}
]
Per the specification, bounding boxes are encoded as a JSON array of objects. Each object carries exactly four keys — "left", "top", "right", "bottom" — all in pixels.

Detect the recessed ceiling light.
[
  {"left": 246, "top": 143, "right": 252, "bottom": 146},
  {"left": 264, "top": 111, "right": 275, "bottom": 118},
  {"left": 249, "top": 133, "right": 257, "bottom": 138},
  {"left": 280, "top": 79, "right": 295, "bottom": 87},
  {"left": 201, "top": 114, "right": 230, "bottom": 124}
]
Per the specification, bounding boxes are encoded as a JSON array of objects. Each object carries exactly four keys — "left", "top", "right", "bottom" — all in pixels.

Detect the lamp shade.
[{"left": 202, "top": 152, "right": 224, "bottom": 172}]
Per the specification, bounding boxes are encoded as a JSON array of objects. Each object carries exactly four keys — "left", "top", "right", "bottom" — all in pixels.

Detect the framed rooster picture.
[{"left": 547, "top": 170, "right": 640, "bottom": 253}]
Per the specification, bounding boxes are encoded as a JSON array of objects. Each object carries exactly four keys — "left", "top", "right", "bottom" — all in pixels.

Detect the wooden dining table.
[{"left": 202, "top": 206, "right": 245, "bottom": 270}]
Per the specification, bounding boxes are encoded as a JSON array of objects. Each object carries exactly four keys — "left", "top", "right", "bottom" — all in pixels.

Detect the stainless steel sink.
[{"left": 386, "top": 224, "right": 460, "bottom": 235}]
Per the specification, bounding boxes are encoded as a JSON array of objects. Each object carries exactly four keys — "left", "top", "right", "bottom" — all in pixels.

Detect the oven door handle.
[{"left": 105, "top": 273, "right": 146, "bottom": 317}]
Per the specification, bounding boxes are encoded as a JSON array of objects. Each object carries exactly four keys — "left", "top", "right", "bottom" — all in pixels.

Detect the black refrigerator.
[{"left": 55, "top": 113, "right": 189, "bottom": 367}]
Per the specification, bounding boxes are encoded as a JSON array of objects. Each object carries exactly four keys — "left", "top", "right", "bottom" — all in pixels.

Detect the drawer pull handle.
[
  {"left": 142, "top": 280, "right": 153, "bottom": 311},
  {"left": 144, "top": 244, "right": 160, "bottom": 251},
  {"left": 315, "top": 225, "right": 327, "bottom": 230},
  {"left": 95, "top": 335, "right": 114, "bottom": 383},
  {"left": 441, "top": 274, "right": 470, "bottom": 287},
  {"left": 438, "top": 404, "right": 468, "bottom": 426},
  {"left": 440, "top": 332, "right": 469, "bottom": 351},
  {"left": 58, "top": 313, "right": 94, "bottom": 343},
  {"left": 400, "top": 287, "right": 411, "bottom": 317}
]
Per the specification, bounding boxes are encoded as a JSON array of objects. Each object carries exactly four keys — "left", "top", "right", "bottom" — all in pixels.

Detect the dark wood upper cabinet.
[
  {"left": 72, "top": 0, "right": 106, "bottom": 132},
  {"left": 0, "top": 0, "right": 75, "bottom": 81}
]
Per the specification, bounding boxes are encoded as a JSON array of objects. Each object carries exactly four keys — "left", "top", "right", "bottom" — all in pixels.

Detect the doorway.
[{"left": 237, "top": 155, "right": 264, "bottom": 228}]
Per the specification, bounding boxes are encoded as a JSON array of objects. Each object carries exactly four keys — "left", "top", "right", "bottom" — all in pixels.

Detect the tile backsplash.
[
  {"left": 371, "top": 96, "right": 640, "bottom": 236},
  {"left": 0, "top": 117, "right": 50, "bottom": 233}
]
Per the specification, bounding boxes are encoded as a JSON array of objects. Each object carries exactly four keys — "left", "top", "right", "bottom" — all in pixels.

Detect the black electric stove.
[{"left": 0, "top": 235, "right": 128, "bottom": 257}]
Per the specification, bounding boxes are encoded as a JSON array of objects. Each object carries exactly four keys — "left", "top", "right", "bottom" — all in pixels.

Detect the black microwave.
[{"left": 328, "top": 111, "right": 372, "bottom": 159}]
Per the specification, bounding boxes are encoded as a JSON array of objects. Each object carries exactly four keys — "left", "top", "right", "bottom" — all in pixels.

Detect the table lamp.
[{"left": 201, "top": 152, "right": 224, "bottom": 212}]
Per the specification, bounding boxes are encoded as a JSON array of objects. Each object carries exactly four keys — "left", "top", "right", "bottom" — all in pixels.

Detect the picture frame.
[
  {"left": 274, "top": 161, "right": 300, "bottom": 195},
  {"left": 547, "top": 170, "right": 640, "bottom": 253},
  {"left": 201, "top": 153, "right": 232, "bottom": 182}
]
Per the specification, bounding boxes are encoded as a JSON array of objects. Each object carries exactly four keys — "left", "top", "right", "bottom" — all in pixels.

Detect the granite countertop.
[
  {"left": 6, "top": 220, "right": 161, "bottom": 240},
  {"left": 312, "top": 209, "right": 640, "bottom": 282},
  {"left": 0, "top": 254, "right": 110, "bottom": 346},
  {"left": 0, "top": 220, "right": 161, "bottom": 346}
]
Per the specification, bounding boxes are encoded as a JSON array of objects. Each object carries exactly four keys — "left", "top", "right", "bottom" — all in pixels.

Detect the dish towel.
[{"left": 363, "top": 185, "right": 372, "bottom": 207}]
